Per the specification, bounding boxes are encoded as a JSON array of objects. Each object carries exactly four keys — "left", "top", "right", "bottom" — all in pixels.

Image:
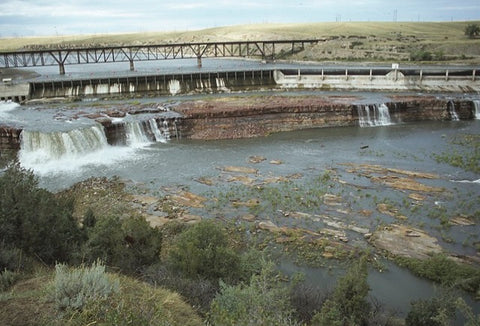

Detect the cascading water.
[
  {"left": 448, "top": 100, "right": 459, "bottom": 121},
  {"left": 18, "top": 124, "right": 133, "bottom": 174},
  {"left": 18, "top": 117, "right": 171, "bottom": 174},
  {"left": 125, "top": 118, "right": 170, "bottom": 147},
  {"left": 125, "top": 120, "right": 152, "bottom": 147},
  {"left": 0, "top": 101, "right": 21, "bottom": 124},
  {"left": 20, "top": 124, "right": 108, "bottom": 160},
  {"left": 357, "top": 103, "right": 393, "bottom": 127},
  {"left": 474, "top": 100, "right": 480, "bottom": 120}
]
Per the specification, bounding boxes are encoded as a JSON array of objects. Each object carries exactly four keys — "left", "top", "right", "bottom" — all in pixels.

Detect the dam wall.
[
  {"left": 0, "top": 82, "right": 30, "bottom": 102},
  {"left": 275, "top": 68, "right": 480, "bottom": 93},
  {"left": 1, "top": 67, "right": 478, "bottom": 102},
  {"left": 29, "top": 70, "right": 275, "bottom": 99}
]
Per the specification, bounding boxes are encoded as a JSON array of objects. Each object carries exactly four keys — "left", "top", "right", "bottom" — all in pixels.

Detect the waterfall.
[
  {"left": 18, "top": 124, "right": 129, "bottom": 174},
  {"left": 125, "top": 120, "right": 151, "bottom": 147},
  {"left": 0, "top": 101, "right": 21, "bottom": 123},
  {"left": 357, "top": 103, "right": 393, "bottom": 127},
  {"left": 474, "top": 100, "right": 480, "bottom": 120},
  {"left": 20, "top": 124, "right": 108, "bottom": 160},
  {"left": 125, "top": 118, "right": 170, "bottom": 147},
  {"left": 169, "top": 80, "right": 181, "bottom": 95},
  {"left": 448, "top": 100, "right": 459, "bottom": 121},
  {"left": 161, "top": 120, "right": 171, "bottom": 140},
  {"left": 216, "top": 78, "right": 230, "bottom": 92}
]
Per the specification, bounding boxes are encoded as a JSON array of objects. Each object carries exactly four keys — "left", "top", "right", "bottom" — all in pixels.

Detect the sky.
[{"left": 0, "top": 0, "right": 479, "bottom": 37}]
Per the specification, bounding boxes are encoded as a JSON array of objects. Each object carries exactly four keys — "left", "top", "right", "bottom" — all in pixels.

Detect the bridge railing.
[{"left": 0, "top": 40, "right": 319, "bottom": 75}]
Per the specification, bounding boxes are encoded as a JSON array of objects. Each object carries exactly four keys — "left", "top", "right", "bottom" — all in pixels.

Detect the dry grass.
[
  {"left": 0, "top": 21, "right": 479, "bottom": 63},
  {"left": 0, "top": 268, "right": 203, "bottom": 326}
]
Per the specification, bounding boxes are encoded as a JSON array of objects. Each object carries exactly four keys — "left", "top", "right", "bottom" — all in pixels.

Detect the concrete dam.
[{"left": 1, "top": 66, "right": 479, "bottom": 102}]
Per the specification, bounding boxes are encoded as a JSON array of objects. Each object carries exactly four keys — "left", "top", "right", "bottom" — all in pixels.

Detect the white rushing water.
[
  {"left": 357, "top": 103, "right": 393, "bottom": 127},
  {"left": 474, "top": 100, "right": 480, "bottom": 120},
  {"left": 125, "top": 121, "right": 152, "bottom": 147},
  {"left": 448, "top": 100, "right": 459, "bottom": 121},
  {"left": 0, "top": 101, "right": 21, "bottom": 123},
  {"left": 19, "top": 118, "right": 170, "bottom": 175},
  {"left": 19, "top": 124, "right": 133, "bottom": 174},
  {"left": 126, "top": 118, "right": 170, "bottom": 147}
]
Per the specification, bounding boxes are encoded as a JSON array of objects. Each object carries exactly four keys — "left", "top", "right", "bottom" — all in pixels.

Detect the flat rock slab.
[
  {"left": 221, "top": 166, "right": 258, "bottom": 174},
  {"left": 371, "top": 176, "right": 444, "bottom": 193},
  {"left": 168, "top": 191, "right": 207, "bottom": 208},
  {"left": 371, "top": 224, "right": 443, "bottom": 259}
]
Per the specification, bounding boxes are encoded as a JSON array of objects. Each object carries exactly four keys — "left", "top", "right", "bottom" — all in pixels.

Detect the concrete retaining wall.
[
  {"left": 274, "top": 69, "right": 480, "bottom": 93},
  {"left": 0, "top": 83, "right": 30, "bottom": 102},
  {"left": 29, "top": 70, "right": 275, "bottom": 99}
]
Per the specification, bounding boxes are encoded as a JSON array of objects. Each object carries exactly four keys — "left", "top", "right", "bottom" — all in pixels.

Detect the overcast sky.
[{"left": 1, "top": 0, "right": 479, "bottom": 37}]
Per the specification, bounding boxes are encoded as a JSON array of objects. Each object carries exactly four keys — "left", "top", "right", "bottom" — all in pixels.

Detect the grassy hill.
[
  {"left": 0, "top": 267, "right": 203, "bottom": 326},
  {"left": 0, "top": 21, "right": 479, "bottom": 63}
]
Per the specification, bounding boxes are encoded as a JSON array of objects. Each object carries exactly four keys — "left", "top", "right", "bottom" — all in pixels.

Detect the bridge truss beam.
[{"left": 0, "top": 39, "right": 319, "bottom": 75}]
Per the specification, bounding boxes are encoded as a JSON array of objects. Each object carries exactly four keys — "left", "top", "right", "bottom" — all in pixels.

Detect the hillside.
[
  {"left": 0, "top": 268, "right": 203, "bottom": 326},
  {"left": 0, "top": 21, "right": 479, "bottom": 63}
]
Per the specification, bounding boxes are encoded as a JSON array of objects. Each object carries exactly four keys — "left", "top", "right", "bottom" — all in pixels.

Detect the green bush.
[
  {"left": 395, "top": 254, "right": 480, "bottom": 297},
  {"left": 53, "top": 261, "right": 119, "bottom": 311},
  {"left": 209, "top": 260, "right": 299, "bottom": 326},
  {"left": 83, "top": 215, "right": 162, "bottom": 274},
  {"left": 0, "top": 163, "right": 83, "bottom": 264},
  {"left": 465, "top": 24, "right": 480, "bottom": 39},
  {"left": 143, "top": 264, "right": 219, "bottom": 315},
  {"left": 50, "top": 272, "right": 203, "bottom": 326},
  {"left": 312, "top": 257, "right": 371, "bottom": 326},
  {"left": 406, "top": 292, "right": 456, "bottom": 326},
  {"left": 0, "top": 269, "right": 19, "bottom": 291},
  {"left": 289, "top": 282, "right": 326, "bottom": 324},
  {"left": 409, "top": 49, "right": 433, "bottom": 61},
  {"left": 0, "top": 244, "right": 33, "bottom": 272},
  {"left": 168, "top": 220, "right": 240, "bottom": 281}
]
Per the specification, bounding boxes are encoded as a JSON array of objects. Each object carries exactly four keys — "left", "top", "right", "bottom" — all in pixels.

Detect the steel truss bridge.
[{"left": 0, "top": 39, "right": 319, "bottom": 75}]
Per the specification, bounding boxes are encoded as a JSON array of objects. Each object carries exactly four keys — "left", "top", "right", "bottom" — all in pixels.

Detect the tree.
[
  {"left": 0, "top": 163, "right": 83, "bottom": 264},
  {"left": 465, "top": 24, "right": 480, "bottom": 39},
  {"left": 312, "top": 257, "right": 371, "bottom": 326},
  {"left": 83, "top": 215, "right": 161, "bottom": 274},
  {"left": 168, "top": 220, "right": 240, "bottom": 281},
  {"left": 209, "top": 261, "right": 299, "bottom": 326},
  {"left": 406, "top": 292, "right": 456, "bottom": 326}
]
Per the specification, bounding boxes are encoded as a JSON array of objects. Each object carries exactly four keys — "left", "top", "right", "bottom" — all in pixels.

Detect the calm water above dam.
[{"left": 1, "top": 96, "right": 479, "bottom": 321}]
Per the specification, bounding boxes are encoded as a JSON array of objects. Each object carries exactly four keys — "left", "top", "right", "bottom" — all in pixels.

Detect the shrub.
[
  {"left": 83, "top": 215, "right": 162, "bottom": 274},
  {"left": 0, "top": 244, "right": 34, "bottom": 272},
  {"left": 0, "top": 269, "right": 19, "bottom": 291},
  {"left": 406, "top": 292, "right": 456, "bottom": 326},
  {"left": 465, "top": 24, "right": 480, "bottom": 39},
  {"left": 289, "top": 282, "right": 327, "bottom": 324},
  {"left": 143, "top": 264, "right": 219, "bottom": 315},
  {"left": 0, "top": 163, "right": 83, "bottom": 264},
  {"left": 209, "top": 260, "right": 299, "bottom": 326},
  {"left": 395, "top": 254, "right": 480, "bottom": 296},
  {"left": 168, "top": 220, "right": 240, "bottom": 281},
  {"left": 53, "top": 261, "right": 119, "bottom": 311},
  {"left": 312, "top": 257, "right": 371, "bottom": 326},
  {"left": 410, "top": 50, "right": 433, "bottom": 61},
  {"left": 50, "top": 265, "right": 203, "bottom": 326}
]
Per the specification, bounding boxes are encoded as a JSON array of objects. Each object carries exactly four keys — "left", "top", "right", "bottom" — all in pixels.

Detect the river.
[{"left": 1, "top": 93, "right": 479, "bottom": 321}]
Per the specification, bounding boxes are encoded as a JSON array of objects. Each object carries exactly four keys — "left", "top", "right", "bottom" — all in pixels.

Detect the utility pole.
[{"left": 393, "top": 9, "right": 397, "bottom": 22}]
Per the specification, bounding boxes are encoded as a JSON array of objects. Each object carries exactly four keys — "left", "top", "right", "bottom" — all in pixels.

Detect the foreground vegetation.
[{"left": 1, "top": 163, "right": 479, "bottom": 325}]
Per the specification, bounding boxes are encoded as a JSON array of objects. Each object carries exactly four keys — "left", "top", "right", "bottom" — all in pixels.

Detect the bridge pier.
[
  {"left": 129, "top": 60, "right": 135, "bottom": 71},
  {"left": 197, "top": 57, "right": 202, "bottom": 68},
  {"left": 59, "top": 63, "right": 65, "bottom": 75}
]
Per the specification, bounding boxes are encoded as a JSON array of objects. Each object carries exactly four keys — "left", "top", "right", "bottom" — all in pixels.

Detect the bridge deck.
[{"left": 0, "top": 39, "right": 319, "bottom": 74}]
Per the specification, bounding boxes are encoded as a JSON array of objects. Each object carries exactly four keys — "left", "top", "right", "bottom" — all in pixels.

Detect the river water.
[{"left": 1, "top": 94, "right": 479, "bottom": 321}]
